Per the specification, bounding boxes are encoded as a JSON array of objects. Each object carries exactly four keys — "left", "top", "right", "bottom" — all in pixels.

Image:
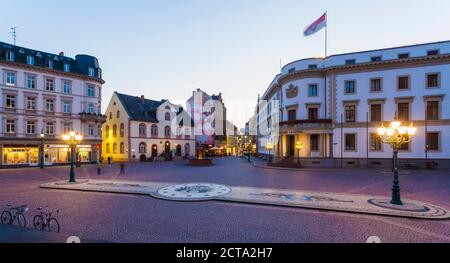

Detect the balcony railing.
[
  {"left": 279, "top": 119, "right": 333, "bottom": 130},
  {"left": 79, "top": 112, "right": 107, "bottom": 123}
]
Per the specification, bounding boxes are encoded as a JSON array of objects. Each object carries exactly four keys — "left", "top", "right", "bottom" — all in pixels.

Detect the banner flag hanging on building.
[{"left": 303, "top": 12, "right": 327, "bottom": 37}]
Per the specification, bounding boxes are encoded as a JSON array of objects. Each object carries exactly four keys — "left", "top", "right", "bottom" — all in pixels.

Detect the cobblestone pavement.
[{"left": 0, "top": 157, "right": 449, "bottom": 243}]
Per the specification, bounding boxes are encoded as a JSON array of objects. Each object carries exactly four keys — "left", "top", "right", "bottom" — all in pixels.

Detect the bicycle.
[
  {"left": 33, "top": 207, "right": 60, "bottom": 233},
  {"left": 1, "top": 204, "right": 28, "bottom": 227}
]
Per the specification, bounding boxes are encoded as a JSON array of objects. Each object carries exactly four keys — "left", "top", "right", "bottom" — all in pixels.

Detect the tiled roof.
[{"left": 115, "top": 92, "right": 166, "bottom": 122}]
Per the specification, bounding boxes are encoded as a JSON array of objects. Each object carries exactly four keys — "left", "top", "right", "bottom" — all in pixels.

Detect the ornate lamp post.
[
  {"left": 265, "top": 141, "right": 273, "bottom": 165},
  {"left": 38, "top": 132, "right": 45, "bottom": 169},
  {"left": 377, "top": 120, "right": 416, "bottom": 205},
  {"left": 295, "top": 142, "right": 303, "bottom": 164},
  {"left": 62, "top": 131, "right": 83, "bottom": 183}
]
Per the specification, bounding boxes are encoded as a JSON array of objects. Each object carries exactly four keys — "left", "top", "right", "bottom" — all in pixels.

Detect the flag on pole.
[{"left": 303, "top": 12, "right": 327, "bottom": 37}]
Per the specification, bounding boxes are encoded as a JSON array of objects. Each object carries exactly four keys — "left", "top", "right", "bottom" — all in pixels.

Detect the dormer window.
[
  {"left": 371, "top": 56, "right": 382, "bottom": 62},
  {"left": 63, "top": 63, "right": 70, "bottom": 72},
  {"left": 398, "top": 53, "right": 409, "bottom": 59},
  {"left": 5, "top": 50, "right": 14, "bottom": 61},
  {"left": 345, "top": 59, "right": 356, "bottom": 65},
  {"left": 27, "top": 55, "right": 35, "bottom": 65},
  {"left": 308, "top": 64, "right": 318, "bottom": 69},
  {"left": 427, "top": 50, "right": 439, "bottom": 56},
  {"left": 88, "top": 67, "right": 95, "bottom": 77},
  {"left": 46, "top": 59, "right": 53, "bottom": 69}
]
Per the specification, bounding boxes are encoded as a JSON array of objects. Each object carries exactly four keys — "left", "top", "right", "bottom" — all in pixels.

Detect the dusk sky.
[{"left": 1, "top": 0, "right": 449, "bottom": 128}]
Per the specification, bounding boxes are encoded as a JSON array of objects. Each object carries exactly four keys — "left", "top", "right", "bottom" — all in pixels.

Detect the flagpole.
[{"left": 325, "top": 12, "right": 328, "bottom": 58}]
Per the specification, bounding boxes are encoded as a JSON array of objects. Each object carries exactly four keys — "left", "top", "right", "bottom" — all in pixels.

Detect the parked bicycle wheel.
[
  {"left": 33, "top": 215, "right": 44, "bottom": 230},
  {"left": 16, "top": 213, "right": 27, "bottom": 227},
  {"left": 47, "top": 218, "right": 60, "bottom": 233},
  {"left": 1, "top": 211, "right": 12, "bottom": 224}
]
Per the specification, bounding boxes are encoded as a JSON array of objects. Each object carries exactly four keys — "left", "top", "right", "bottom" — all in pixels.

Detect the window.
[
  {"left": 88, "top": 67, "right": 95, "bottom": 77},
  {"left": 345, "top": 105, "right": 356, "bottom": 123},
  {"left": 370, "top": 133, "right": 382, "bottom": 151},
  {"left": 120, "top": 123, "right": 125, "bottom": 137},
  {"left": 109, "top": 112, "right": 112, "bottom": 119},
  {"left": 116, "top": 110, "right": 120, "bottom": 118},
  {"left": 46, "top": 60, "right": 53, "bottom": 69},
  {"left": 345, "top": 59, "right": 356, "bottom": 65},
  {"left": 371, "top": 56, "right": 382, "bottom": 62},
  {"left": 139, "top": 123, "right": 147, "bottom": 137},
  {"left": 370, "top": 104, "right": 382, "bottom": 122},
  {"left": 113, "top": 124, "right": 117, "bottom": 138},
  {"left": 106, "top": 143, "right": 110, "bottom": 154},
  {"left": 288, "top": 109, "right": 296, "bottom": 121},
  {"left": 27, "top": 55, "right": 35, "bottom": 65},
  {"left": 63, "top": 63, "right": 70, "bottom": 72},
  {"left": 45, "top": 122, "right": 54, "bottom": 135},
  {"left": 426, "top": 101, "right": 439, "bottom": 120},
  {"left": 87, "top": 103, "right": 95, "bottom": 114},
  {"left": 308, "top": 64, "right": 318, "bottom": 69},
  {"left": 45, "top": 99, "right": 55, "bottom": 112},
  {"left": 427, "top": 50, "right": 439, "bottom": 56},
  {"left": 45, "top": 78, "right": 54, "bottom": 91},
  {"left": 139, "top": 143, "right": 147, "bottom": 154},
  {"left": 426, "top": 132, "right": 440, "bottom": 151},
  {"left": 397, "top": 102, "right": 410, "bottom": 121},
  {"left": 87, "top": 85, "right": 95, "bottom": 97},
  {"left": 6, "top": 120, "right": 16, "bottom": 133},
  {"left": 105, "top": 125, "right": 110, "bottom": 138},
  {"left": 345, "top": 80, "right": 356, "bottom": 94},
  {"left": 88, "top": 125, "right": 95, "bottom": 136},
  {"left": 165, "top": 112, "right": 171, "bottom": 121},
  {"left": 151, "top": 124, "right": 158, "bottom": 137},
  {"left": 310, "top": 134, "right": 319, "bottom": 151},
  {"left": 288, "top": 68, "right": 296, "bottom": 73},
  {"left": 27, "top": 75, "right": 36, "bottom": 89},
  {"left": 345, "top": 134, "right": 356, "bottom": 151},
  {"left": 427, "top": 73, "right": 439, "bottom": 88},
  {"left": 6, "top": 95, "right": 16, "bottom": 108},
  {"left": 164, "top": 126, "right": 171, "bottom": 137},
  {"left": 308, "top": 108, "right": 319, "bottom": 120},
  {"left": 398, "top": 53, "right": 409, "bottom": 59},
  {"left": 63, "top": 123, "right": 71, "bottom": 134},
  {"left": 120, "top": 143, "right": 125, "bottom": 154},
  {"left": 113, "top": 143, "right": 118, "bottom": 154},
  {"left": 398, "top": 76, "right": 409, "bottom": 90},
  {"left": 370, "top": 78, "right": 381, "bottom": 92},
  {"left": 6, "top": 72, "right": 16, "bottom": 86},
  {"left": 308, "top": 84, "right": 318, "bottom": 97},
  {"left": 63, "top": 101, "right": 72, "bottom": 113},
  {"left": 26, "top": 97, "right": 36, "bottom": 110},
  {"left": 5, "top": 51, "right": 15, "bottom": 61},
  {"left": 26, "top": 121, "right": 36, "bottom": 134},
  {"left": 63, "top": 82, "right": 71, "bottom": 94},
  {"left": 398, "top": 142, "right": 410, "bottom": 151}
]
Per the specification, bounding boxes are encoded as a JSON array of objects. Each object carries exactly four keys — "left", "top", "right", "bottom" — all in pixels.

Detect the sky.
[{"left": 1, "top": 0, "right": 449, "bottom": 128}]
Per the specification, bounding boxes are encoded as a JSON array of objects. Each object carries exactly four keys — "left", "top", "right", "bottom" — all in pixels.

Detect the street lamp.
[
  {"left": 62, "top": 131, "right": 83, "bottom": 183},
  {"left": 295, "top": 142, "right": 303, "bottom": 164},
  {"left": 377, "top": 120, "right": 416, "bottom": 205},
  {"left": 265, "top": 141, "right": 273, "bottom": 165},
  {"left": 38, "top": 132, "right": 45, "bottom": 169}
]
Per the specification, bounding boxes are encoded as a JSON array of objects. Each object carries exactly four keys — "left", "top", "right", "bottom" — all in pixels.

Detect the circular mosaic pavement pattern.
[
  {"left": 152, "top": 183, "right": 231, "bottom": 201},
  {"left": 368, "top": 199, "right": 449, "bottom": 218}
]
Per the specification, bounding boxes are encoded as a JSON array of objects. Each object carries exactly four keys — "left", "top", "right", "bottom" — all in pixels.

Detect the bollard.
[
  {"left": 97, "top": 166, "right": 101, "bottom": 175},
  {"left": 120, "top": 163, "right": 125, "bottom": 174}
]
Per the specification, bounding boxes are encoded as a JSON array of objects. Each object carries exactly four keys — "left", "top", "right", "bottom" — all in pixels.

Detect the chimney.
[
  {"left": 59, "top": 52, "right": 65, "bottom": 56},
  {"left": 140, "top": 95, "right": 145, "bottom": 103}
]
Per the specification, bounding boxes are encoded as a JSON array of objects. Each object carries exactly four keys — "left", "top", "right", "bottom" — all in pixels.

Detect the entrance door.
[
  {"left": 176, "top": 145, "right": 182, "bottom": 156},
  {"left": 151, "top": 145, "right": 158, "bottom": 157},
  {"left": 288, "top": 136, "right": 295, "bottom": 157},
  {"left": 164, "top": 141, "right": 171, "bottom": 154}
]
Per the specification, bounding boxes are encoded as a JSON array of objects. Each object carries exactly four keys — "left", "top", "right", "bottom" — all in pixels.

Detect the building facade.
[
  {"left": 256, "top": 40, "right": 450, "bottom": 169},
  {"left": 102, "top": 92, "right": 196, "bottom": 162},
  {"left": 0, "top": 41, "right": 105, "bottom": 167}
]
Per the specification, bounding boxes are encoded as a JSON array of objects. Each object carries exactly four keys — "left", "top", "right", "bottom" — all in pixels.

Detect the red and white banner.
[{"left": 303, "top": 12, "right": 327, "bottom": 37}]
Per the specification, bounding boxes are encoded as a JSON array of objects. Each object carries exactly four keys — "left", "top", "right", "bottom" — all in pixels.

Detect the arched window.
[
  {"left": 109, "top": 112, "right": 112, "bottom": 119},
  {"left": 151, "top": 124, "right": 158, "bottom": 137},
  {"left": 106, "top": 143, "right": 110, "bottom": 154},
  {"left": 120, "top": 123, "right": 125, "bottom": 137},
  {"left": 139, "top": 123, "right": 147, "bottom": 137},
  {"left": 116, "top": 110, "right": 120, "bottom": 118},
  {"left": 113, "top": 143, "right": 117, "bottom": 154},
  {"left": 165, "top": 112, "right": 171, "bottom": 121},
  {"left": 184, "top": 143, "right": 190, "bottom": 155},
  {"left": 120, "top": 142, "right": 125, "bottom": 154},
  {"left": 139, "top": 142, "right": 147, "bottom": 154},
  {"left": 113, "top": 124, "right": 117, "bottom": 138},
  {"left": 164, "top": 126, "right": 171, "bottom": 138},
  {"left": 105, "top": 125, "right": 110, "bottom": 138}
]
